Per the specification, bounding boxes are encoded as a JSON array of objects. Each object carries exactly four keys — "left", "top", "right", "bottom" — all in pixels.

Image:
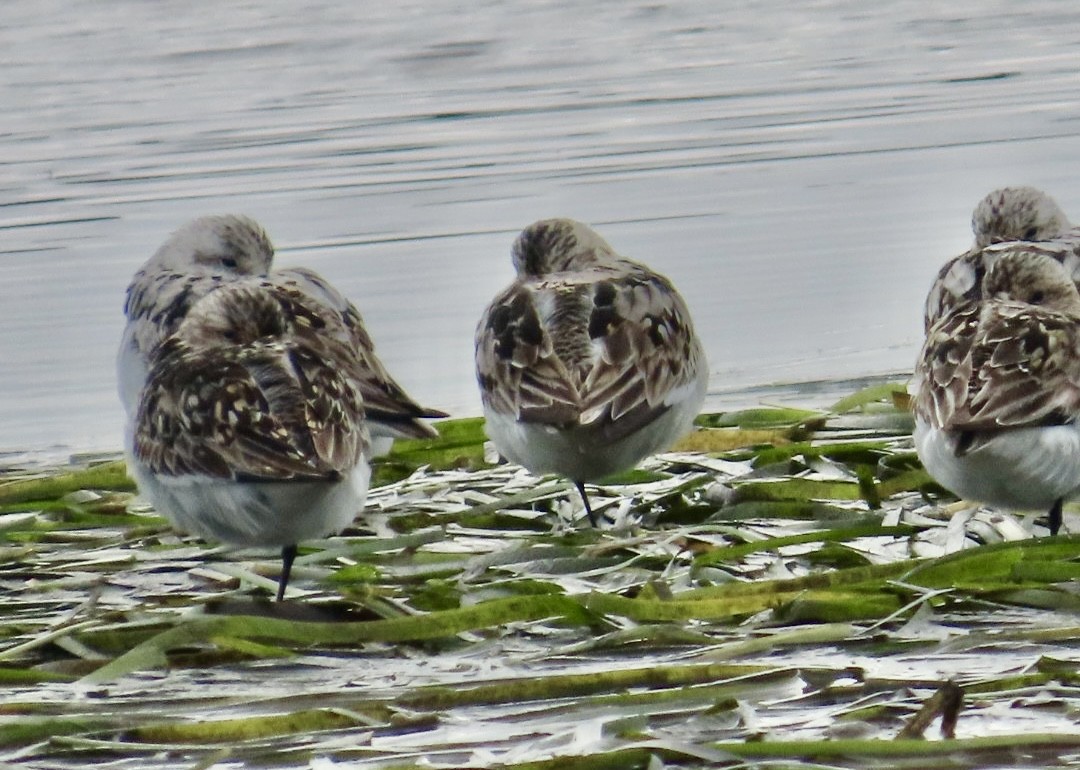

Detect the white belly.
[
  {"left": 914, "top": 417, "right": 1080, "bottom": 511},
  {"left": 129, "top": 459, "right": 370, "bottom": 547},
  {"left": 484, "top": 370, "right": 707, "bottom": 481}
]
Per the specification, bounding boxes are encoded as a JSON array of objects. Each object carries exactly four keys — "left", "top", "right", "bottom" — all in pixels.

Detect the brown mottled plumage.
[
  {"left": 133, "top": 283, "right": 369, "bottom": 483},
  {"left": 118, "top": 215, "right": 445, "bottom": 448},
  {"left": 476, "top": 218, "right": 708, "bottom": 525},
  {"left": 128, "top": 280, "right": 373, "bottom": 601},
  {"left": 923, "top": 186, "right": 1079, "bottom": 332},
  {"left": 119, "top": 215, "right": 444, "bottom": 600},
  {"left": 912, "top": 247, "right": 1080, "bottom": 536}
]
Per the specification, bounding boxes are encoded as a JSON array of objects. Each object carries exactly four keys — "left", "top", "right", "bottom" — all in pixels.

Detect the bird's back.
[{"left": 476, "top": 226, "right": 706, "bottom": 480}]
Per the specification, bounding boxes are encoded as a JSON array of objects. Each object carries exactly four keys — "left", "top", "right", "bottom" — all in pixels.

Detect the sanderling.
[
  {"left": 911, "top": 246, "right": 1080, "bottom": 536},
  {"left": 475, "top": 218, "right": 708, "bottom": 525},
  {"left": 118, "top": 215, "right": 446, "bottom": 452},
  {"left": 129, "top": 281, "right": 372, "bottom": 600},
  {"left": 923, "top": 186, "right": 1077, "bottom": 331},
  {"left": 120, "top": 215, "right": 444, "bottom": 598}
]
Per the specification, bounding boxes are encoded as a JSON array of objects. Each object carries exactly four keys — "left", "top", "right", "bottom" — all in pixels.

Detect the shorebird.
[
  {"left": 118, "top": 215, "right": 446, "bottom": 454},
  {"left": 911, "top": 246, "right": 1080, "bottom": 536},
  {"left": 923, "top": 186, "right": 1077, "bottom": 331},
  {"left": 475, "top": 218, "right": 708, "bottom": 525},
  {"left": 120, "top": 216, "right": 444, "bottom": 598},
  {"left": 129, "top": 281, "right": 372, "bottom": 600}
]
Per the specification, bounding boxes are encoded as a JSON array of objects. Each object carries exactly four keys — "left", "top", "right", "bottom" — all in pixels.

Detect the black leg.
[
  {"left": 574, "top": 481, "right": 597, "bottom": 527},
  {"left": 1048, "top": 498, "right": 1063, "bottom": 536},
  {"left": 277, "top": 543, "right": 298, "bottom": 602}
]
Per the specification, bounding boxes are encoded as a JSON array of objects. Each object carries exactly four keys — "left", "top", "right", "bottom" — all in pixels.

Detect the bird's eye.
[
  {"left": 1024, "top": 226, "right": 1038, "bottom": 240},
  {"left": 222, "top": 257, "right": 239, "bottom": 270},
  {"left": 1030, "top": 290, "right": 1045, "bottom": 304}
]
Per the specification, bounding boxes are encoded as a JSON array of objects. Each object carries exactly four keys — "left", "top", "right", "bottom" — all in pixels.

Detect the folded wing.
[
  {"left": 914, "top": 301, "right": 1080, "bottom": 434},
  {"left": 133, "top": 281, "right": 370, "bottom": 482},
  {"left": 270, "top": 268, "right": 447, "bottom": 437},
  {"left": 476, "top": 266, "right": 703, "bottom": 443}
]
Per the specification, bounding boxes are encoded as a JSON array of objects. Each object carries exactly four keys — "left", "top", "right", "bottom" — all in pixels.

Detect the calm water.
[{"left": 4, "top": 0, "right": 1080, "bottom": 463}]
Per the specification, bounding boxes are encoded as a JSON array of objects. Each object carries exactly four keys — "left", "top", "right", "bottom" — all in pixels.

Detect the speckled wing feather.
[
  {"left": 922, "top": 249, "right": 984, "bottom": 333},
  {"left": 271, "top": 268, "right": 447, "bottom": 437},
  {"left": 581, "top": 268, "right": 702, "bottom": 427},
  {"left": 912, "top": 303, "right": 980, "bottom": 429},
  {"left": 476, "top": 264, "right": 704, "bottom": 443},
  {"left": 924, "top": 239, "right": 1080, "bottom": 332},
  {"left": 123, "top": 269, "right": 224, "bottom": 363},
  {"left": 475, "top": 282, "right": 582, "bottom": 424},
  {"left": 914, "top": 301, "right": 1080, "bottom": 435},
  {"left": 133, "top": 333, "right": 368, "bottom": 482}
]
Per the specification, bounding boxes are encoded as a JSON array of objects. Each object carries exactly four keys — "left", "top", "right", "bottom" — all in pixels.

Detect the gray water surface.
[{"left": 4, "top": 0, "right": 1080, "bottom": 462}]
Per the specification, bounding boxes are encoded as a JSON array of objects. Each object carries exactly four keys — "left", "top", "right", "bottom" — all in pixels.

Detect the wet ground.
[{"left": 3, "top": 395, "right": 1080, "bottom": 768}]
